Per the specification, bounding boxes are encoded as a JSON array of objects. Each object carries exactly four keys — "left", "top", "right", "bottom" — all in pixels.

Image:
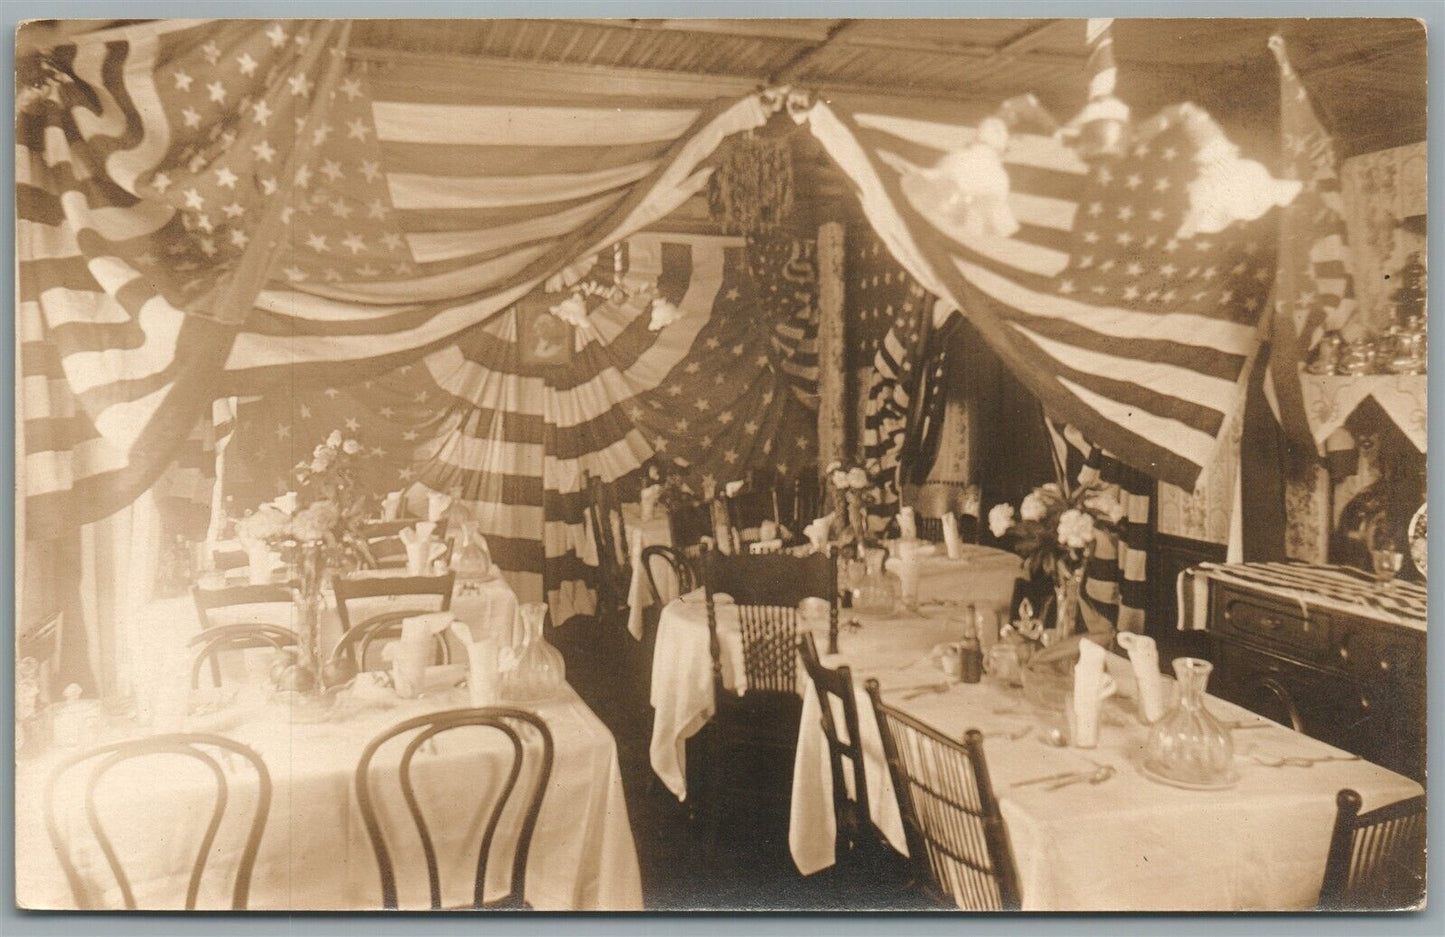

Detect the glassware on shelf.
[
  {"left": 1142, "top": 657, "right": 1236, "bottom": 787},
  {"left": 500, "top": 602, "right": 566, "bottom": 703}
]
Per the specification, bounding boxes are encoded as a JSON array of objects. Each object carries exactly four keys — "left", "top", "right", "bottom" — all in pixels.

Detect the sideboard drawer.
[{"left": 1213, "top": 588, "right": 1329, "bottom": 662}]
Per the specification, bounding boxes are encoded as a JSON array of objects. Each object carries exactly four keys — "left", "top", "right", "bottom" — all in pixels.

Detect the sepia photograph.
[{"left": 11, "top": 11, "right": 1431, "bottom": 916}]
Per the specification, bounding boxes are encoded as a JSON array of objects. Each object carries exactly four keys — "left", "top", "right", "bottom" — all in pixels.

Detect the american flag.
[
  {"left": 226, "top": 233, "right": 818, "bottom": 617},
  {"left": 847, "top": 229, "right": 936, "bottom": 530},
  {"left": 18, "top": 19, "right": 348, "bottom": 540},
  {"left": 809, "top": 94, "right": 1280, "bottom": 491},
  {"left": 1268, "top": 34, "right": 1358, "bottom": 445},
  {"left": 19, "top": 20, "right": 775, "bottom": 540}
]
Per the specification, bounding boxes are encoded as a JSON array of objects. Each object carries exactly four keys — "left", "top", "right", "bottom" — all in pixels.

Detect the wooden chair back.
[
  {"left": 667, "top": 500, "right": 715, "bottom": 554},
  {"left": 44, "top": 734, "right": 271, "bottom": 910},
  {"left": 354, "top": 708, "right": 553, "bottom": 910},
  {"left": 333, "top": 572, "right": 456, "bottom": 634},
  {"left": 798, "top": 631, "right": 873, "bottom": 854},
  {"left": 1319, "top": 788, "right": 1427, "bottom": 910},
  {"left": 723, "top": 488, "right": 781, "bottom": 551},
  {"left": 864, "top": 679, "right": 1020, "bottom": 910},
  {"left": 703, "top": 547, "right": 837, "bottom": 698}
]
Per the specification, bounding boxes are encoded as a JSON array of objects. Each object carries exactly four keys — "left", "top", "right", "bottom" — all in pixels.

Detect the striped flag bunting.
[
  {"left": 1049, "top": 423, "right": 1153, "bottom": 633},
  {"left": 799, "top": 93, "right": 1280, "bottom": 491},
  {"left": 18, "top": 19, "right": 349, "bottom": 540},
  {"left": 1267, "top": 35, "right": 1358, "bottom": 447},
  {"left": 224, "top": 234, "right": 818, "bottom": 620}
]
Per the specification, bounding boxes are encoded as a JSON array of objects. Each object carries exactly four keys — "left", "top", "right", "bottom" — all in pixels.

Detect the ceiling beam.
[
  {"left": 982, "top": 18, "right": 1065, "bottom": 63},
  {"left": 568, "top": 18, "right": 839, "bottom": 44},
  {"left": 769, "top": 19, "right": 861, "bottom": 85}
]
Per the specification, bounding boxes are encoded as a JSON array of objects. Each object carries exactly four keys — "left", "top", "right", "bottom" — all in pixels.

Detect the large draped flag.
[
  {"left": 225, "top": 233, "right": 819, "bottom": 619},
  {"left": 18, "top": 20, "right": 775, "bottom": 540},
  {"left": 18, "top": 19, "right": 350, "bottom": 540},
  {"left": 799, "top": 93, "right": 1285, "bottom": 491},
  {"left": 1266, "top": 35, "right": 1358, "bottom": 446}
]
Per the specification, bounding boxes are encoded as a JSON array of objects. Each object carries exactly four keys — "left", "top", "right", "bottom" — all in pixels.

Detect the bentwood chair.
[
  {"left": 18, "top": 610, "right": 64, "bottom": 704},
  {"left": 699, "top": 547, "right": 838, "bottom": 858},
  {"left": 1319, "top": 788, "right": 1427, "bottom": 910},
  {"left": 44, "top": 734, "right": 272, "bottom": 910},
  {"left": 328, "top": 611, "right": 452, "bottom": 672},
  {"left": 354, "top": 708, "right": 554, "bottom": 910},
  {"left": 864, "top": 679, "right": 1021, "bottom": 910},
  {"left": 188, "top": 624, "right": 298, "bottom": 689},
  {"left": 332, "top": 571, "right": 456, "bottom": 635},
  {"left": 640, "top": 545, "right": 697, "bottom": 608},
  {"left": 189, "top": 583, "right": 300, "bottom": 687}
]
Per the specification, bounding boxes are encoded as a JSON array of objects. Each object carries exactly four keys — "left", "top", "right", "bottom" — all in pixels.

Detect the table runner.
[
  {"left": 788, "top": 615, "right": 1423, "bottom": 910},
  {"left": 1177, "top": 562, "right": 1426, "bottom": 632}
]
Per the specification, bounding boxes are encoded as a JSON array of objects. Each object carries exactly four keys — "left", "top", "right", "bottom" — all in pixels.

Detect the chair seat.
[{"left": 713, "top": 690, "right": 803, "bottom": 743}]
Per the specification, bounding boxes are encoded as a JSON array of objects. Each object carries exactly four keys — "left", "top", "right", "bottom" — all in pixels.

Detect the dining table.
[
  {"left": 787, "top": 608, "right": 1425, "bottom": 911},
  {"left": 16, "top": 567, "right": 643, "bottom": 911},
  {"left": 648, "top": 543, "right": 1023, "bottom": 801}
]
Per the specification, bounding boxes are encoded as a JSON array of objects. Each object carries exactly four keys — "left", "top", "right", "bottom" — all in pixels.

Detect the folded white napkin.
[
  {"left": 626, "top": 529, "right": 648, "bottom": 641},
  {"left": 640, "top": 484, "right": 661, "bottom": 522},
  {"left": 804, "top": 514, "right": 833, "bottom": 553},
  {"left": 724, "top": 480, "right": 745, "bottom": 498},
  {"left": 449, "top": 622, "right": 500, "bottom": 706},
  {"left": 897, "top": 507, "right": 918, "bottom": 541},
  {"left": 942, "top": 511, "right": 963, "bottom": 560},
  {"left": 1071, "top": 640, "right": 1116, "bottom": 748},
  {"left": 427, "top": 491, "right": 454, "bottom": 522},
  {"left": 381, "top": 491, "right": 403, "bottom": 521},
  {"left": 648, "top": 297, "right": 682, "bottom": 331},
  {"left": 388, "top": 612, "right": 453, "bottom": 698},
  {"left": 1117, "top": 632, "right": 1166, "bottom": 723}
]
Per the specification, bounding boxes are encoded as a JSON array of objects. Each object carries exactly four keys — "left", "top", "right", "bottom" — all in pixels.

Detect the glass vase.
[
  {"left": 851, "top": 547, "right": 900, "bottom": 616},
  {"left": 1051, "top": 567, "right": 1083, "bottom": 643},
  {"left": 500, "top": 602, "right": 566, "bottom": 703},
  {"left": 1143, "top": 658, "right": 1236, "bottom": 786},
  {"left": 289, "top": 542, "right": 327, "bottom": 683}
]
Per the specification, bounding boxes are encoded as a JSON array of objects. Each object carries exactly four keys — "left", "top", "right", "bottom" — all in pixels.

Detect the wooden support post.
[{"left": 816, "top": 221, "right": 847, "bottom": 472}]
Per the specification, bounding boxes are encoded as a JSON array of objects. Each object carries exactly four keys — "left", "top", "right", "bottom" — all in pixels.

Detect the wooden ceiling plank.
[{"left": 770, "top": 19, "right": 861, "bottom": 85}]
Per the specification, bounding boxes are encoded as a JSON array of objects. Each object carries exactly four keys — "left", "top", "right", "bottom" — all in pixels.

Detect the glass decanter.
[
  {"left": 450, "top": 521, "right": 495, "bottom": 596},
  {"left": 851, "top": 546, "right": 900, "bottom": 616},
  {"left": 1143, "top": 657, "right": 1235, "bottom": 786},
  {"left": 500, "top": 602, "right": 566, "bottom": 703}
]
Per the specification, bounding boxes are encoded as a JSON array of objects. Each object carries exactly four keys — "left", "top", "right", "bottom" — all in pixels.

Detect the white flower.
[
  {"left": 326, "top": 430, "right": 343, "bottom": 448},
  {"left": 271, "top": 491, "right": 298, "bottom": 516},
  {"left": 1086, "top": 490, "right": 1127, "bottom": 524},
  {"left": 825, "top": 460, "right": 843, "bottom": 475},
  {"left": 988, "top": 503, "right": 1015, "bottom": 538},
  {"left": 847, "top": 467, "right": 869, "bottom": 490},
  {"left": 342, "top": 439, "right": 361, "bottom": 455},
  {"left": 549, "top": 293, "right": 590, "bottom": 329},
  {"left": 647, "top": 297, "right": 681, "bottom": 332},
  {"left": 831, "top": 470, "right": 850, "bottom": 490},
  {"left": 1057, "top": 508, "right": 1096, "bottom": 550},
  {"left": 1020, "top": 493, "right": 1047, "bottom": 522}
]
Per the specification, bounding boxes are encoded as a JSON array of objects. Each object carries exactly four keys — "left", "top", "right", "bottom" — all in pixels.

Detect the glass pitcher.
[
  {"left": 1143, "top": 657, "right": 1235, "bottom": 785},
  {"left": 500, "top": 602, "right": 566, "bottom": 702}
]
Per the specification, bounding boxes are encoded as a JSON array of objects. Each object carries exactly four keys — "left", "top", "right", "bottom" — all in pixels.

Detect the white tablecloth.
[
  {"left": 648, "top": 549, "right": 1020, "bottom": 801},
  {"left": 17, "top": 684, "right": 642, "bottom": 910},
  {"left": 18, "top": 569, "right": 641, "bottom": 910},
  {"left": 787, "top": 615, "right": 1423, "bottom": 911}
]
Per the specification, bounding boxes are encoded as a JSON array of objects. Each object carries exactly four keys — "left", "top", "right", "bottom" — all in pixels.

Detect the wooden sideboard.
[{"left": 1205, "top": 578, "right": 1426, "bottom": 782}]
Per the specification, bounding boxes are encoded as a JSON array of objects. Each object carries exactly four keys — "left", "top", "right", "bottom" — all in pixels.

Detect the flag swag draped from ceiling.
[
  {"left": 225, "top": 232, "right": 819, "bottom": 618},
  {"left": 21, "top": 18, "right": 1303, "bottom": 630}
]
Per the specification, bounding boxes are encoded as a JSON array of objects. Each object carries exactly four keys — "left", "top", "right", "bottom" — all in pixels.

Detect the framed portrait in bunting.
[{"left": 517, "top": 295, "right": 575, "bottom": 367}]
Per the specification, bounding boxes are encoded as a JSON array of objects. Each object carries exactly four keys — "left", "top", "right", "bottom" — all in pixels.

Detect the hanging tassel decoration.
[{"left": 708, "top": 130, "right": 795, "bottom": 234}]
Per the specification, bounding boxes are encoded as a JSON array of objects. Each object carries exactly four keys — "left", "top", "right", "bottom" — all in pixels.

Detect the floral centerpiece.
[
  {"left": 825, "top": 459, "right": 878, "bottom": 552},
  {"left": 234, "top": 430, "right": 375, "bottom": 695},
  {"left": 988, "top": 480, "right": 1124, "bottom": 645}
]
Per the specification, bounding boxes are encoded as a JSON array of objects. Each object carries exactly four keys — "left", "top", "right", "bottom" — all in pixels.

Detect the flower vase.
[
  {"left": 1143, "top": 658, "right": 1236, "bottom": 786},
  {"left": 1051, "top": 568, "right": 1084, "bottom": 643},
  {"left": 289, "top": 542, "right": 327, "bottom": 683}
]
